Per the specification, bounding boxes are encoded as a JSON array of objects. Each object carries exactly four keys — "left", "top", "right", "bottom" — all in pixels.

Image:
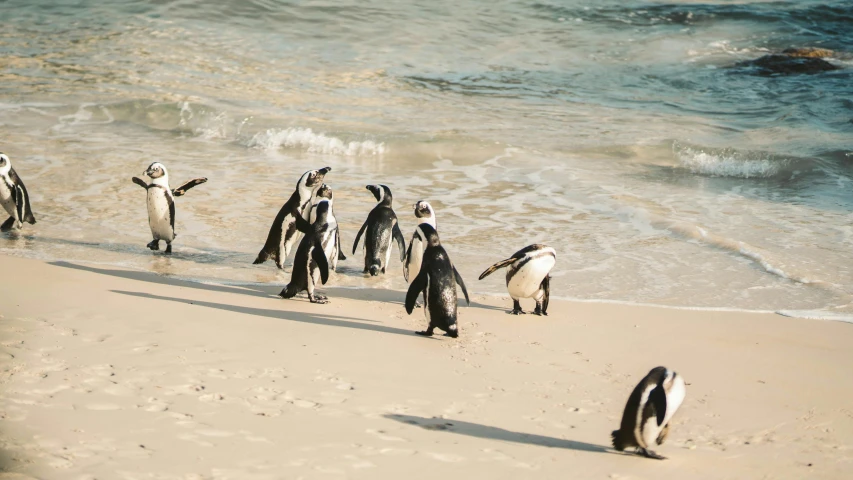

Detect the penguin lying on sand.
[
  {"left": 254, "top": 167, "right": 331, "bottom": 268},
  {"left": 478, "top": 244, "right": 556, "bottom": 315},
  {"left": 405, "top": 224, "right": 469, "bottom": 338},
  {"left": 352, "top": 184, "right": 406, "bottom": 276},
  {"left": 132, "top": 162, "right": 207, "bottom": 254},
  {"left": 612, "top": 366, "right": 686, "bottom": 460},
  {"left": 0, "top": 153, "right": 36, "bottom": 232}
]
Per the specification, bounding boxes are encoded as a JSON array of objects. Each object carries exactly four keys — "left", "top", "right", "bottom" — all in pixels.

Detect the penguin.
[
  {"left": 131, "top": 162, "right": 207, "bottom": 254},
  {"left": 279, "top": 200, "right": 332, "bottom": 304},
  {"left": 254, "top": 167, "right": 331, "bottom": 269},
  {"left": 611, "top": 366, "right": 687, "bottom": 460},
  {"left": 404, "top": 224, "right": 470, "bottom": 338},
  {"left": 308, "top": 184, "right": 346, "bottom": 270},
  {"left": 352, "top": 184, "right": 406, "bottom": 276},
  {"left": 478, "top": 244, "right": 556, "bottom": 316},
  {"left": 403, "top": 200, "right": 436, "bottom": 282},
  {"left": 0, "top": 153, "right": 36, "bottom": 232}
]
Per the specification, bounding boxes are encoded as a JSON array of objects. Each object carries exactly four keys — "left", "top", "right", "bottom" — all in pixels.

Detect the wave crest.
[
  {"left": 246, "top": 127, "right": 386, "bottom": 156},
  {"left": 673, "top": 142, "right": 787, "bottom": 178}
]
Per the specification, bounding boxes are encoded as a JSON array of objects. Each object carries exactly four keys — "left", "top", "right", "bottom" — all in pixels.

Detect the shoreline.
[{"left": 1, "top": 254, "right": 851, "bottom": 479}]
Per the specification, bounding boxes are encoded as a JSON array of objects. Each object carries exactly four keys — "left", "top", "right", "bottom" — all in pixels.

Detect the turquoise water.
[{"left": 1, "top": 1, "right": 851, "bottom": 317}]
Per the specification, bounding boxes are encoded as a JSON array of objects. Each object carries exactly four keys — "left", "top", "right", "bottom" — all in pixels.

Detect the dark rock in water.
[
  {"left": 782, "top": 47, "right": 835, "bottom": 59},
  {"left": 734, "top": 54, "right": 841, "bottom": 76}
]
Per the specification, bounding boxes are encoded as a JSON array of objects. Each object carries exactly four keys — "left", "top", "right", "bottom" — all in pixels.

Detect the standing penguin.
[
  {"left": 611, "top": 366, "right": 686, "bottom": 460},
  {"left": 0, "top": 153, "right": 36, "bottom": 232},
  {"left": 352, "top": 184, "right": 406, "bottom": 276},
  {"left": 132, "top": 162, "right": 207, "bottom": 254},
  {"left": 254, "top": 167, "right": 331, "bottom": 269},
  {"left": 309, "top": 184, "right": 346, "bottom": 270},
  {"left": 403, "top": 200, "right": 436, "bottom": 282},
  {"left": 404, "top": 224, "right": 469, "bottom": 338},
  {"left": 478, "top": 244, "right": 556, "bottom": 315},
  {"left": 279, "top": 201, "right": 332, "bottom": 304}
]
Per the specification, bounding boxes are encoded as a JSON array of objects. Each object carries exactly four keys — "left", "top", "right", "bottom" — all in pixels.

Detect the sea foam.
[
  {"left": 674, "top": 142, "right": 786, "bottom": 178},
  {"left": 246, "top": 127, "right": 386, "bottom": 156}
]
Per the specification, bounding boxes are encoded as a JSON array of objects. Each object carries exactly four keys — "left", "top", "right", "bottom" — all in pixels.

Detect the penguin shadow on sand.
[
  {"left": 34, "top": 236, "right": 255, "bottom": 265},
  {"left": 50, "top": 261, "right": 275, "bottom": 299},
  {"left": 110, "top": 290, "right": 433, "bottom": 339},
  {"left": 383, "top": 414, "right": 613, "bottom": 454},
  {"left": 327, "top": 285, "right": 505, "bottom": 313}
]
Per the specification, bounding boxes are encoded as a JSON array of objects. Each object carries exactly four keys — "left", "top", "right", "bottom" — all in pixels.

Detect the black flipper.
[
  {"left": 9, "top": 169, "right": 35, "bottom": 224},
  {"left": 478, "top": 257, "right": 516, "bottom": 280},
  {"left": 405, "top": 270, "right": 428, "bottom": 315},
  {"left": 453, "top": 266, "right": 470, "bottom": 305},
  {"left": 168, "top": 195, "right": 175, "bottom": 231},
  {"left": 352, "top": 221, "right": 368, "bottom": 255},
  {"left": 649, "top": 384, "right": 668, "bottom": 427},
  {"left": 312, "top": 239, "right": 330, "bottom": 284},
  {"left": 294, "top": 213, "right": 312, "bottom": 234},
  {"left": 541, "top": 275, "right": 550, "bottom": 314},
  {"left": 14, "top": 185, "right": 24, "bottom": 224},
  {"left": 132, "top": 177, "right": 149, "bottom": 189},
  {"left": 336, "top": 226, "right": 346, "bottom": 260},
  {"left": 172, "top": 177, "right": 208, "bottom": 197},
  {"left": 0, "top": 216, "right": 15, "bottom": 231},
  {"left": 392, "top": 222, "right": 406, "bottom": 261},
  {"left": 403, "top": 240, "right": 414, "bottom": 281}
]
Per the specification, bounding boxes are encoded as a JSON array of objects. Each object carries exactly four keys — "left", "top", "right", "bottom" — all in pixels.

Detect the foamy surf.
[
  {"left": 246, "top": 128, "right": 386, "bottom": 156},
  {"left": 673, "top": 142, "right": 789, "bottom": 178}
]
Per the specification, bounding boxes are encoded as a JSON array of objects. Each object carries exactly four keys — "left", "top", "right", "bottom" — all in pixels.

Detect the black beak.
[{"left": 318, "top": 166, "right": 331, "bottom": 175}]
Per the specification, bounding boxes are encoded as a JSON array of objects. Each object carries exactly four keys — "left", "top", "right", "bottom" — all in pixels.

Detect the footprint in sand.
[
  {"left": 142, "top": 397, "right": 169, "bottom": 412},
  {"left": 424, "top": 452, "right": 465, "bottom": 463},
  {"left": 85, "top": 403, "right": 121, "bottom": 411},
  {"left": 177, "top": 433, "right": 214, "bottom": 448},
  {"left": 366, "top": 429, "right": 407, "bottom": 442},
  {"left": 104, "top": 384, "right": 135, "bottom": 396},
  {"left": 196, "top": 429, "right": 235, "bottom": 438}
]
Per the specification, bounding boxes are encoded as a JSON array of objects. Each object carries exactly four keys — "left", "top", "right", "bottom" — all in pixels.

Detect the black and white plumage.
[
  {"left": 612, "top": 366, "right": 687, "bottom": 460},
  {"left": 0, "top": 153, "right": 36, "bottom": 232},
  {"left": 403, "top": 200, "right": 436, "bottom": 283},
  {"left": 478, "top": 244, "right": 556, "bottom": 315},
  {"left": 279, "top": 200, "right": 332, "bottom": 304},
  {"left": 254, "top": 167, "right": 331, "bottom": 269},
  {"left": 404, "top": 224, "right": 469, "bottom": 338},
  {"left": 132, "top": 162, "right": 207, "bottom": 254},
  {"left": 352, "top": 184, "right": 406, "bottom": 276},
  {"left": 309, "top": 184, "right": 346, "bottom": 270}
]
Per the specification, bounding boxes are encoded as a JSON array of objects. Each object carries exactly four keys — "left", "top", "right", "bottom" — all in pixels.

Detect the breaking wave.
[
  {"left": 245, "top": 128, "right": 386, "bottom": 156},
  {"left": 673, "top": 142, "right": 789, "bottom": 178}
]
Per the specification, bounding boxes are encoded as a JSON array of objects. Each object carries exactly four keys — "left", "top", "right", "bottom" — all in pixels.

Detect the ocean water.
[{"left": 1, "top": 0, "right": 851, "bottom": 319}]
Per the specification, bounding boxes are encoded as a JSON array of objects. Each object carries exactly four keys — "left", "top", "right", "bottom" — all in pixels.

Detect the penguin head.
[
  {"left": 366, "top": 184, "right": 393, "bottom": 205},
  {"left": 314, "top": 184, "right": 334, "bottom": 203},
  {"left": 298, "top": 167, "right": 331, "bottom": 193},
  {"left": 144, "top": 162, "right": 168, "bottom": 180},
  {"left": 413, "top": 201, "right": 435, "bottom": 224},
  {"left": 0, "top": 153, "right": 10, "bottom": 176},
  {"left": 416, "top": 223, "right": 441, "bottom": 248}
]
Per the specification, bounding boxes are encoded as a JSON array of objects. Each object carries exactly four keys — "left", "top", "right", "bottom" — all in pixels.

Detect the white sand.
[{"left": 0, "top": 255, "right": 851, "bottom": 479}]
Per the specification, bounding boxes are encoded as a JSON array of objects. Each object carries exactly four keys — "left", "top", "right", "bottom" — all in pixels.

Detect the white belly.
[
  {"left": 0, "top": 180, "right": 16, "bottom": 218},
  {"left": 507, "top": 255, "right": 556, "bottom": 299},
  {"left": 147, "top": 188, "right": 174, "bottom": 241},
  {"left": 662, "top": 375, "right": 686, "bottom": 427},
  {"left": 407, "top": 236, "right": 425, "bottom": 282}
]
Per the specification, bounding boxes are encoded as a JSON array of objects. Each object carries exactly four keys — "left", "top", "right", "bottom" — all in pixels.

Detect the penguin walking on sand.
[
  {"left": 612, "top": 366, "right": 686, "bottom": 460},
  {"left": 132, "top": 162, "right": 207, "bottom": 254},
  {"left": 279, "top": 200, "right": 333, "bottom": 304},
  {"left": 0, "top": 153, "right": 36, "bottom": 232},
  {"left": 405, "top": 224, "right": 469, "bottom": 338},
  {"left": 254, "top": 167, "right": 331, "bottom": 269},
  {"left": 352, "top": 184, "right": 406, "bottom": 276},
  {"left": 478, "top": 244, "right": 556, "bottom": 315},
  {"left": 309, "top": 184, "right": 346, "bottom": 270},
  {"left": 403, "top": 200, "right": 436, "bottom": 283}
]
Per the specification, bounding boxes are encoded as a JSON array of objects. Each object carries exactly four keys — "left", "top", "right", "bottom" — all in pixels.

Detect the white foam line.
[{"left": 776, "top": 310, "right": 853, "bottom": 324}]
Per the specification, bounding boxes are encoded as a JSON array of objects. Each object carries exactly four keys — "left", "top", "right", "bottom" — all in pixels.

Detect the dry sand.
[{"left": 0, "top": 254, "right": 851, "bottom": 479}]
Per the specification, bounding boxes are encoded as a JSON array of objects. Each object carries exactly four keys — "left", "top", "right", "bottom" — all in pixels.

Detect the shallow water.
[{"left": 1, "top": 0, "right": 851, "bottom": 317}]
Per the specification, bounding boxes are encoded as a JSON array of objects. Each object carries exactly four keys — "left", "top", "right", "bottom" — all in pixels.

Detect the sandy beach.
[{"left": 0, "top": 254, "right": 850, "bottom": 479}]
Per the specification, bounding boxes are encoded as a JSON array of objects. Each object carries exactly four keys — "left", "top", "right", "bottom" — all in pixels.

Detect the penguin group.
[{"left": 2, "top": 156, "right": 687, "bottom": 460}]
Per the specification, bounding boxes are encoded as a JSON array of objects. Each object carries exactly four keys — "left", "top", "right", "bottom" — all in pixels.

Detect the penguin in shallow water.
[
  {"left": 279, "top": 200, "right": 332, "bottom": 304},
  {"left": 0, "top": 153, "right": 36, "bottom": 232},
  {"left": 352, "top": 184, "right": 406, "bottom": 276},
  {"left": 403, "top": 200, "right": 436, "bottom": 283},
  {"left": 612, "top": 366, "right": 686, "bottom": 460},
  {"left": 254, "top": 167, "right": 331, "bottom": 268},
  {"left": 478, "top": 244, "right": 556, "bottom": 315},
  {"left": 309, "top": 184, "right": 346, "bottom": 270},
  {"left": 132, "top": 162, "right": 207, "bottom": 254},
  {"left": 405, "top": 224, "right": 469, "bottom": 338}
]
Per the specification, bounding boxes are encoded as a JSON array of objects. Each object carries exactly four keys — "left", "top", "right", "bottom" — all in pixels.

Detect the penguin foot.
[
  {"left": 147, "top": 239, "right": 160, "bottom": 251},
  {"left": 0, "top": 217, "right": 16, "bottom": 232},
  {"left": 165, "top": 244, "right": 172, "bottom": 255},
  {"left": 443, "top": 332, "right": 458, "bottom": 338},
  {"left": 312, "top": 293, "right": 328, "bottom": 301},
  {"left": 510, "top": 309, "right": 526, "bottom": 315},
  {"left": 639, "top": 449, "right": 666, "bottom": 460},
  {"left": 415, "top": 330, "right": 434, "bottom": 337},
  {"left": 309, "top": 296, "right": 329, "bottom": 304},
  {"left": 414, "top": 301, "right": 423, "bottom": 308},
  {"left": 533, "top": 308, "right": 548, "bottom": 316}
]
